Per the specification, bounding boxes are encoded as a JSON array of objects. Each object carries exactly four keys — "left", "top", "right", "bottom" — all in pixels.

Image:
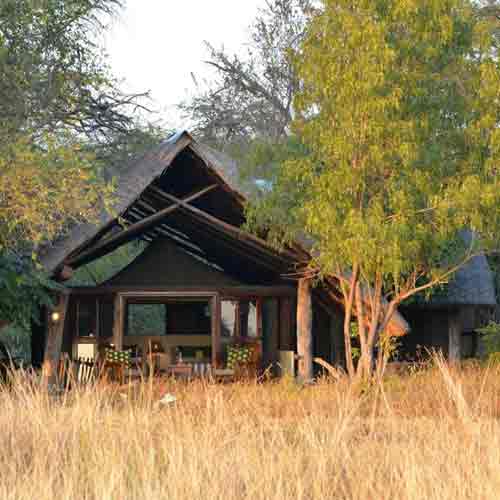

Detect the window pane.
[
  {"left": 166, "top": 302, "right": 211, "bottom": 334},
  {"left": 99, "top": 300, "right": 114, "bottom": 340},
  {"left": 127, "top": 304, "right": 166, "bottom": 336},
  {"left": 240, "top": 300, "right": 258, "bottom": 338},
  {"left": 78, "top": 300, "right": 97, "bottom": 338},
  {"left": 221, "top": 301, "right": 237, "bottom": 337},
  {"left": 221, "top": 300, "right": 259, "bottom": 338}
]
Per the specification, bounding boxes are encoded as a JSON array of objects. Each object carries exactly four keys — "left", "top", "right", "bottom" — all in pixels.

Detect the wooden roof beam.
[
  {"left": 147, "top": 185, "right": 300, "bottom": 265},
  {"left": 65, "top": 184, "right": 218, "bottom": 269},
  {"left": 124, "top": 211, "right": 206, "bottom": 256},
  {"left": 163, "top": 212, "right": 287, "bottom": 275},
  {"left": 126, "top": 208, "right": 197, "bottom": 244}
]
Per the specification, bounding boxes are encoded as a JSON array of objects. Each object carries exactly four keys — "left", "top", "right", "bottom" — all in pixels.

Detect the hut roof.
[
  {"left": 445, "top": 254, "right": 497, "bottom": 306},
  {"left": 40, "top": 131, "right": 194, "bottom": 274},
  {"left": 429, "top": 256, "right": 497, "bottom": 307}
]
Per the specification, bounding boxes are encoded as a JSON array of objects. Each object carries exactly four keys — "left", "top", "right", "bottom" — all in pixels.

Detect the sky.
[{"left": 104, "top": 0, "right": 268, "bottom": 130}]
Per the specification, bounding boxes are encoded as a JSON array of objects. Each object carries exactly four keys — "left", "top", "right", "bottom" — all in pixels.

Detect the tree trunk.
[
  {"left": 42, "top": 293, "right": 69, "bottom": 388},
  {"left": 297, "top": 278, "right": 313, "bottom": 382},
  {"left": 355, "top": 282, "right": 373, "bottom": 379},
  {"left": 342, "top": 267, "right": 359, "bottom": 377}
]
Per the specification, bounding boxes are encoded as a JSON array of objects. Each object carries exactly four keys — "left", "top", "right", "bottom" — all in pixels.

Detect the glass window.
[
  {"left": 166, "top": 301, "right": 211, "bottom": 335},
  {"left": 125, "top": 300, "right": 212, "bottom": 336},
  {"left": 239, "top": 300, "right": 258, "bottom": 338},
  {"left": 221, "top": 300, "right": 238, "bottom": 337},
  {"left": 220, "top": 299, "right": 259, "bottom": 338},
  {"left": 126, "top": 303, "right": 166, "bottom": 336},
  {"left": 77, "top": 299, "right": 97, "bottom": 338},
  {"left": 99, "top": 299, "right": 114, "bottom": 340}
]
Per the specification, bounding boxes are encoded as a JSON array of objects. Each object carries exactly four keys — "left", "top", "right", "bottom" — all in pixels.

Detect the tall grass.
[{"left": 1, "top": 360, "right": 500, "bottom": 499}]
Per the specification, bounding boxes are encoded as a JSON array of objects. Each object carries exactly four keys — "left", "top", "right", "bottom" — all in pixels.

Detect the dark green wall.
[{"left": 106, "top": 238, "right": 244, "bottom": 288}]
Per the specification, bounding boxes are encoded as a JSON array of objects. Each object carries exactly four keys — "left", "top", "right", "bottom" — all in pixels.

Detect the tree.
[
  {"left": 0, "top": 0, "right": 153, "bottom": 151},
  {"left": 180, "top": 0, "right": 312, "bottom": 150},
  {"left": 0, "top": 0, "right": 161, "bottom": 329},
  {"left": 246, "top": 0, "right": 500, "bottom": 379}
]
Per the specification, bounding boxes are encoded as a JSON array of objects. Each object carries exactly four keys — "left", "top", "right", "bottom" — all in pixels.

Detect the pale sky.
[{"left": 104, "top": 0, "right": 268, "bottom": 130}]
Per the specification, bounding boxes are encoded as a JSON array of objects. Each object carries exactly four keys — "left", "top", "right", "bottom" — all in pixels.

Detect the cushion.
[
  {"left": 105, "top": 348, "right": 131, "bottom": 367},
  {"left": 226, "top": 345, "right": 254, "bottom": 369}
]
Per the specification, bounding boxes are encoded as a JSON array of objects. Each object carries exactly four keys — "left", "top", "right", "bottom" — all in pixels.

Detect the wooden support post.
[
  {"left": 42, "top": 293, "right": 69, "bottom": 387},
  {"left": 448, "top": 311, "right": 462, "bottom": 363},
  {"left": 211, "top": 295, "right": 222, "bottom": 368},
  {"left": 263, "top": 299, "right": 279, "bottom": 374},
  {"left": 240, "top": 301, "right": 250, "bottom": 338},
  {"left": 279, "top": 298, "right": 293, "bottom": 350},
  {"left": 113, "top": 294, "right": 124, "bottom": 350},
  {"left": 233, "top": 301, "right": 241, "bottom": 337},
  {"left": 297, "top": 278, "right": 313, "bottom": 382}
]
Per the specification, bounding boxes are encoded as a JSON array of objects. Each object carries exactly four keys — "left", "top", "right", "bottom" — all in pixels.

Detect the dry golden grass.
[{"left": 1, "top": 359, "right": 500, "bottom": 500}]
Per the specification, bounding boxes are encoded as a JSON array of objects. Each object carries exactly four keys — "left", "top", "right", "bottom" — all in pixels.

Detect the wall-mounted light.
[{"left": 51, "top": 311, "right": 61, "bottom": 323}]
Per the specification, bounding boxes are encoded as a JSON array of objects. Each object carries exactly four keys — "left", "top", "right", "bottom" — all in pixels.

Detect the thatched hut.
[
  {"left": 33, "top": 131, "right": 495, "bottom": 381},
  {"left": 400, "top": 246, "right": 497, "bottom": 361},
  {"left": 36, "top": 131, "right": 388, "bottom": 381}
]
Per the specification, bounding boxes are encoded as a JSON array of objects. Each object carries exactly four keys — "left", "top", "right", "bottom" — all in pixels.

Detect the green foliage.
[
  {"left": 0, "top": 0, "right": 143, "bottom": 147},
  {"left": 477, "top": 321, "right": 500, "bottom": 358},
  {"left": 0, "top": 0, "right": 164, "bottom": 327},
  {"left": 68, "top": 241, "right": 147, "bottom": 286},
  {"left": 0, "top": 0, "right": 162, "bottom": 253},
  {"left": 237, "top": 136, "right": 309, "bottom": 197},
  {"left": 0, "top": 324, "right": 31, "bottom": 360},
  {"left": 127, "top": 304, "right": 166, "bottom": 337},
  {"left": 0, "top": 134, "right": 115, "bottom": 250},
  {"left": 249, "top": 0, "right": 500, "bottom": 291},
  {"left": 246, "top": 0, "right": 500, "bottom": 376},
  {"left": 0, "top": 251, "right": 58, "bottom": 328},
  {"left": 349, "top": 322, "right": 361, "bottom": 361}
]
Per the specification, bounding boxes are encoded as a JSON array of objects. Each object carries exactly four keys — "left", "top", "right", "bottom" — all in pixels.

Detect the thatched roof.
[
  {"left": 430, "top": 257, "right": 497, "bottom": 307},
  {"left": 447, "top": 255, "right": 497, "bottom": 306},
  {"left": 39, "top": 129, "right": 497, "bottom": 343},
  {"left": 40, "top": 131, "right": 194, "bottom": 273}
]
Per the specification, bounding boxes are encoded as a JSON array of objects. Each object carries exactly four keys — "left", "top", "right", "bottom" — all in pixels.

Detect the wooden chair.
[
  {"left": 226, "top": 343, "right": 260, "bottom": 380},
  {"left": 102, "top": 348, "right": 131, "bottom": 384}
]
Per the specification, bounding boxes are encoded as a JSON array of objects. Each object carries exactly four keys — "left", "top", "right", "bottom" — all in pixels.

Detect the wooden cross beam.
[
  {"left": 147, "top": 185, "right": 300, "bottom": 264},
  {"left": 65, "top": 184, "right": 218, "bottom": 269},
  {"left": 124, "top": 209, "right": 207, "bottom": 257},
  {"left": 162, "top": 212, "right": 288, "bottom": 273}
]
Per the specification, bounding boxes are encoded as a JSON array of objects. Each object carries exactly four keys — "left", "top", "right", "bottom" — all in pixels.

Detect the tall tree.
[
  {"left": 180, "top": 0, "right": 312, "bottom": 150},
  {"left": 247, "top": 0, "right": 500, "bottom": 378},
  {"left": 0, "top": 0, "right": 161, "bottom": 326}
]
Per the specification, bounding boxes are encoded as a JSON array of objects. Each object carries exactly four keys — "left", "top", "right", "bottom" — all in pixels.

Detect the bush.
[{"left": 477, "top": 321, "right": 500, "bottom": 361}]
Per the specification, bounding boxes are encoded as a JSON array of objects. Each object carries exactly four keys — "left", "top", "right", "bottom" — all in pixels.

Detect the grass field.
[{"left": 1, "top": 358, "right": 500, "bottom": 500}]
